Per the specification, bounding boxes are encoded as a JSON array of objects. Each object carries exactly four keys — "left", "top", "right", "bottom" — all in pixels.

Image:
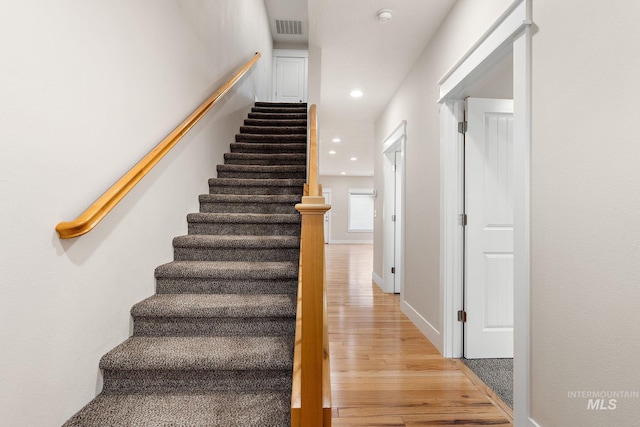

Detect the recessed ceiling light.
[
  {"left": 341, "top": 172, "right": 346, "bottom": 175},
  {"left": 332, "top": 138, "right": 341, "bottom": 143},
  {"left": 329, "top": 150, "right": 336, "bottom": 155},
  {"left": 350, "top": 90, "right": 363, "bottom": 98},
  {"left": 350, "top": 157, "right": 358, "bottom": 161}
]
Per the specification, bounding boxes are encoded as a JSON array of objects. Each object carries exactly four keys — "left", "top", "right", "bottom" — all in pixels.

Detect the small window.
[{"left": 348, "top": 189, "right": 374, "bottom": 232}]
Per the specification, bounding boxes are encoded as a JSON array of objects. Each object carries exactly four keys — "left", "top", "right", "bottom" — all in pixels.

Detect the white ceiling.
[{"left": 264, "top": 0, "right": 457, "bottom": 176}]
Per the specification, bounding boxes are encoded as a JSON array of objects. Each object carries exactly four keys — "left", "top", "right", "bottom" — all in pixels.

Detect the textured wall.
[
  {"left": 531, "top": 0, "right": 640, "bottom": 425},
  {"left": 0, "top": 1, "right": 272, "bottom": 425}
]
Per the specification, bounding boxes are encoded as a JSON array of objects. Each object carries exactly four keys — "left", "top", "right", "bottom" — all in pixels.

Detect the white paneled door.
[
  {"left": 464, "top": 98, "right": 514, "bottom": 359},
  {"left": 275, "top": 57, "right": 306, "bottom": 103}
]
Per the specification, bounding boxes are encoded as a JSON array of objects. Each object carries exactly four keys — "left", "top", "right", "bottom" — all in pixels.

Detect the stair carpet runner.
[{"left": 64, "top": 103, "right": 308, "bottom": 426}]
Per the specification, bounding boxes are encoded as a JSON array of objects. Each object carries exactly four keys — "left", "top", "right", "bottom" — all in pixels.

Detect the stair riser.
[
  {"left": 102, "top": 369, "right": 292, "bottom": 393},
  {"left": 244, "top": 119, "right": 307, "bottom": 127},
  {"left": 188, "top": 222, "right": 301, "bottom": 236},
  {"left": 229, "top": 143, "right": 307, "bottom": 154},
  {"left": 209, "top": 185, "right": 304, "bottom": 195},
  {"left": 174, "top": 247, "right": 299, "bottom": 262},
  {"left": 216, "top": 171, "right": 306, "bottom": 180},
  {"left": 224, "top": 157, "right": 306, "bottom": 166},
  {"left": 156, "top": 278, "right": 298, "bottom": 294},
  {"left": 251, "top": 107, "right": 307, "bottom": 114},
  {"left": 235, "top": 134, "right": 306, "bottom": 143},
  {"left": 133, "top": 318, "right": 295, "bottom": 337},
  {"left": 200, "top": 202, "right": 298, "bottom": 214},
  {"left": 240, "top": 126, "right": 306, "bottom": 135},
  {"left": 255, "top": 102, "right": 307, "bottom": 108},
  {"left": 247, "top": 113, "right": 307, "bottom": 120}
]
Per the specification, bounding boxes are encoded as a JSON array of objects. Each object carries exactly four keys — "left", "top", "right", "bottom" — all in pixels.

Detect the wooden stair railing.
[
  {"left": 292, "top": 104, "right": 332, "bottom": 426},
  {"left": 55, "top": 53, "right": 262, "bottom": 239}
]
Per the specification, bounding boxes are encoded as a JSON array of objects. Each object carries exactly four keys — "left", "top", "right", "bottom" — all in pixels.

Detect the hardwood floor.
[{"left": 326, "top": 244, "right": 512, "bottom": 427}]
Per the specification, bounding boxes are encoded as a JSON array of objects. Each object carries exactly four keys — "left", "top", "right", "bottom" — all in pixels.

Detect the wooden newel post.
[{"left": 295, "top": 196, "right": 330, "bottom": 426}]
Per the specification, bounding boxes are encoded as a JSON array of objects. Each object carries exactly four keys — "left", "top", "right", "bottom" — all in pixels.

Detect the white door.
[
  {"left": 392, "top": 151, "right": 402, "bottom": 294},
  {"left": 464, "top": 98, "right": 514, "bottom": 359},
  {"left": 275, "top": 57, "right": 306, "bottom": 103},
  {"left": 323, "top": 190, "right": 331, "bottom": 244},
  {"left": 383, "top": 151, "right": 397, "bottom": 293},
  {"left": 383, "top": 147, "right": 403, "bottom": 294}
]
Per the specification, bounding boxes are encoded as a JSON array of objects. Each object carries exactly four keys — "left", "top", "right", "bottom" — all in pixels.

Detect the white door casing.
[
  {"left": 438, "top": 0, "right": 532, "bottom": 423},
  {"left": 464, "top": 97, "right": 514, "bottom": 359},
  {"left": 382, "top": 122, "right": 406, "bottom": 294},
  {"left": 275, "top": 57, "right": 307, "bottom": 103}
]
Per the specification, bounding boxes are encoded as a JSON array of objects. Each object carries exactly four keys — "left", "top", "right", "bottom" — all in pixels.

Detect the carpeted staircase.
[{"left": 64, "top": 102, "right": 308, "bottom": 427}]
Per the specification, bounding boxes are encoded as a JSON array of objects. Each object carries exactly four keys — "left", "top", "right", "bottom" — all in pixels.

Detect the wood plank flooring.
[{"left": 326, "top": 244, "right": 512, "bottom": 427}]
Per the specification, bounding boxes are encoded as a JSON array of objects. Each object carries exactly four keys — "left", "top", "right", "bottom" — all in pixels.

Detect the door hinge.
[
  {"left": 391, "top": 267, "right": 395, "bottom": 274},
  {"left": 458, "top": 121, "right": 468, "bottom": 134},
  {"left": 457, "top": 310, "right": 467, "bottom": 323},
  {"left": 458, "top": 213, "right": 467, "bottom": 226},
  {"left": 391, "top": 214, "right": 396, "bottom": 222}
]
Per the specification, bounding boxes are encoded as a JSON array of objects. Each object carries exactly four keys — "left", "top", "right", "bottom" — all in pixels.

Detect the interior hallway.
[{"left": 326, "top": 244, "right": 511, "bottom": 426}]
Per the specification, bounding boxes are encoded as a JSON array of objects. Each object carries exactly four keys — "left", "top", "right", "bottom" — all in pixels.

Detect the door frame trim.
[
  {"left": 380, "top": 121, "right": 406, "bottom": 294},
  {"left": 437, "top": 0, "right": 532, "bottom": 425},
  {"left": 272, "top": 49, "right": 309, "bottom": 103}
]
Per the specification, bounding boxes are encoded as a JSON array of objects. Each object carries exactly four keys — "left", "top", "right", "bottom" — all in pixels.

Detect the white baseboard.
[
  {"left": 328, "top": 240, "right": 373, "bottom": 245},
  {"left": 372, "top": 271, "right": 384, "bottom": 288},
  {"left": 401, "top": 299, "right": 443, "bottom": 354}
]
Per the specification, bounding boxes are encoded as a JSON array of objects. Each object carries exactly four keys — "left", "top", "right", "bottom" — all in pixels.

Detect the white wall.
[
  {"left": 0, "top": 1, "right": 272, "bottom": 425},
  {"left": 530, "top": 0, "right": 640, "bottom": 425},
  {"left": 373, "top": 0, "right": 514, "bottom": 352},
  {"left": 319, "top": 175, "right": 374, "bottom": 244}
]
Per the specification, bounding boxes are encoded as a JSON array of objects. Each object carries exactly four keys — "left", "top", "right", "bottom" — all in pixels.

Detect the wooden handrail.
[
  {"left": 292, "top": 104, "right": 331, "bottom": 426},
  {"left": 55, "top": 53, "right": 262, "bottom": 239}
]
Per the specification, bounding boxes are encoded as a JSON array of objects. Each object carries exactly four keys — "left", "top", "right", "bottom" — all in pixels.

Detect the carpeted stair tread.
[
  {"left": 132, "top": 294, "right": 296, "bottom": 318},
  {"left": 251, "top": 106, "right": 307, "bottom": 114},
  {"left": 224, "top": 152, "right": 306, "bottom": 165},
  {"left": 63, "top": 391, "right": 291, "bottom": 427},
  {"left": 199, "top": 194, "right": 301, "bottom": 204},
  {"left": 244, "top": 119, "right": 307, "bottom": 127},
  {"left": 198, "top": 194, "right": 300, "bottom": 214},
  {"left": 173, "top": 235, "right": 300, "bottom": 249},
  {"left": 247, "top": 112, "right": 307, "bottom": 120},
  {"left": 188, "top": 212, "right": 300, "bottom": 224},
  {"left": 240, "top": 125, "right": 307, "bottom": 135},
  {"left": 217, "top": 165, "right": 306, "bottom": 173},
  {"left": 216, "top": 164, "right": 306, "bottom": 179},
  {"left": 172, "top": 235, "right": 300, "bottom": 261},
  {"left": 255, "top": 102, "right": 306, "bottom": 108},
  {"left": 99, "top": 336, "right": 293, "bottom": 371},
  {"left": 235, "top": 133, "right": 306, "bottom": 143},
  {"left": 155, "top": 260, "right": 299, "bottom": 280},
  {"left": 230, "top": 142, "right": 307, "bottom": 153},
  {"left": 208, "top": 177, "right": 305, "bottom": 187}
]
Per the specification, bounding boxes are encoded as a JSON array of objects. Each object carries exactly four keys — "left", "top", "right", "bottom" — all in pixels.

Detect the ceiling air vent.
[{"left": 275, "top": 20, "right": 302, "bottom": 35}]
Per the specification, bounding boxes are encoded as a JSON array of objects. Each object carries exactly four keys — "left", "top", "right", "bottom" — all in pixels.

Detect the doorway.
[
  {"left": 381, "top": 122, "right": 405, "bottom": 294},
  {"left": 438, "top": 1, "right": 531, "bottom": 424},
  {"left": 463, "top": 97, "right": 514, "bottom": 359},
  {"left": 272, "top": 49, "right": 308, "bottom": 103},
  {"left": 460, "top": 97, "right": 515, "bottom": 412}
]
